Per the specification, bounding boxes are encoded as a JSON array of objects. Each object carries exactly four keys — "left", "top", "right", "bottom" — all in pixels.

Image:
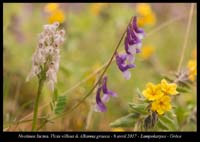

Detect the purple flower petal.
[
  {"left": 125, "top": 37, "right": 131, "bottom": 54},
  {"left": 116, "top": 53, "right": 135, "bottom": 72},
  {"left": 102, "top": 76, "right": 117, "bottom": 97},
  {"left": 96, "top": 86, "right": 107, "bottom": 112},
  {"left": 136, "top": 48, "right": 141, "bottom": 53},
  {"left": 132, "top": 16, "right": 145, "bottom": 34},
  {"left": 123, "top": 70, "right": 131, "bottom": 80},
  {"left": 102, "top": 94, "right": 110, "bottom": 103},
  {"left": 128, "top": 45, "right": 137, "bottom": 55},
  {"left": 127, "top": 54, "right": 135, "bottom": 63}
]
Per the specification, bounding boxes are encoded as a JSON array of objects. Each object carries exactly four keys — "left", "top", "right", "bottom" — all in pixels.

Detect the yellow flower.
[
  {"left": 187, "top": 59, "right": 197, "bottom": 81},
  {"left": 151, "top": 95, "right": 172, "bottom": 115},
  {"left": 137, "top": 12, "right": 156, "bottom": 27},
  {"left": 160, "top": 79, "right": 178, "bottom": 95},
  {"left": 90, "top": 3, "right": 108, "bottom": 16},
  {"left": 48, "top": 9, "right": 65, "bottom": 24},
  {"left": 136, "top": 3, "right": 156, "bottom": 27},
  {"left": 44, "top": 3, "right": 59, "bottom": 13},
  {"left": 112, "top": 127, "right": 124, "bottom": 132},
  {"left": 136, "top": 3, "right": 153, "bottom": 16},
  {"left": 142, "top": 83, "right": 164, "bottom": 101},
  {"left": 140, "top": 45, "right": 155, "bottom": 60}
]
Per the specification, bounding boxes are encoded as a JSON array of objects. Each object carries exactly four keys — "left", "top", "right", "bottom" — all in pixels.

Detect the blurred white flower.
[{"left": 26, "top": 22, "right": 65, "bottom": 91}]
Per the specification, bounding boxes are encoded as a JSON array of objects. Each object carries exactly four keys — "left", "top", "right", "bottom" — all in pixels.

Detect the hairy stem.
[{"left": 32, "top": 77, "right": 44, "bottom": 131}]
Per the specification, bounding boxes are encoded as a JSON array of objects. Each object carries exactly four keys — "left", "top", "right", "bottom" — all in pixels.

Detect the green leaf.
[
  {"left": 128, "top": 103, "right": 148, "bottom": 115},
  {"left": 157, "top": 119, "right": 170, "bottom": 130},
  {"left": 177, "top": 86, "right": 191, "bottom": 93},
  {"left": 109, "top": 113, "right": 140, "bottom": 128},
  {"left": 178, "top": 81, "right": 192, "bottom": 89},
  {"left": 54, "top": 95, "right": 67, "bottom": 115},
  {"left": 159, "top": 113, "right": 177, "bottom": 131},
  {"left": 53, "top": 88, "right": 59, "bottom": 103},
  {"left": 136, "top": 88, "right": 145, "bottom": 100}
]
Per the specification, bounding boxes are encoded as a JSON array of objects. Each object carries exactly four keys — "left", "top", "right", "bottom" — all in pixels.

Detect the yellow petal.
[
  {"left": 48, "top": 9, "right": 65, "bottom": 24},
  {"left": 140, "top": 45, "right": 155, "bottom": 60},
  {"left": 136, "top": 3, "right": 153, "bottom": 16},
  {"left": 44, "top": 3, "right": 59, "bottom": 13}
]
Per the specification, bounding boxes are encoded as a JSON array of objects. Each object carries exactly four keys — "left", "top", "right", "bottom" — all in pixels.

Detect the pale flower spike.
[{"left": 26, "top": 22, "right": 65, "bottom": 91}]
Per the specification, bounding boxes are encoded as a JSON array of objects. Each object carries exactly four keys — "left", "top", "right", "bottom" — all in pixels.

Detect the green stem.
[{"left": 32, "top": 77, "right": 44, "bottom": 131}]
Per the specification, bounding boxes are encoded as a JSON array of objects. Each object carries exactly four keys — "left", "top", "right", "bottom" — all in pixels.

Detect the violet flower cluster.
[
  {"left": 95, "top": 16, "right": 145, "bottom": 112},
  {"left": 115, "top": 16, "right": 145, "bottom": 80}
]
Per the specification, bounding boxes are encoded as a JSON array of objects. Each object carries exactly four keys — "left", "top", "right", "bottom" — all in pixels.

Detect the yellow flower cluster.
[
  {"left": 140, "top": 45, "right": 155, "bottom": 60},
  {"left": 142, "top": 79, "right": 178, "bottom": 115},
  {"left": 187, "top": 48, "right": 197, "bottom": 81},
  {"left": 90, "top": 3, "right": 108, "bottom": 16},
  {"left": 44, "top": 3, "right": 65, "bottom": 24},
  {"left": 136, "top": 3, "right": 156, "bottom": 27}
]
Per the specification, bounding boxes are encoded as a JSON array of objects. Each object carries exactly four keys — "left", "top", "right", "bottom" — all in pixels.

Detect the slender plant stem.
[
  {"left": 32, "top": 77, "right": 44, "bottom": 131},
  {"left": 177, "top": 3, "right": 195, "bottom": 73}
]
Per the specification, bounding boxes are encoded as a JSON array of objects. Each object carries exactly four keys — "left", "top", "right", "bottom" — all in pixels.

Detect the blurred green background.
[{"left": 3, "top": 3, "right": 196, "bottom": 131}]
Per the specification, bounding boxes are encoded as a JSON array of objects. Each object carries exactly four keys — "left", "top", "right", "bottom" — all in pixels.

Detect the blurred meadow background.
[{"left": 3, "top": 3, "right": 196, "bottom": 131}]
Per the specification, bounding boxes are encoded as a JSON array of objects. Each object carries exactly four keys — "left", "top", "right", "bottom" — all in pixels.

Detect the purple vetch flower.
[
  {"left": 115, "top": 16, "right": 144, "bottom": 80},
  {"left": 132, "top": 16, "right": 145, "bottom": 40},
  {"left": 115, "top": 52, "right": 135, "bottom": 80},
  {"left": 102, "top": 76, "right": 117, "bottom": 102},
  {"left": 95, "top": 86, "right": 107, "bottom": 112},
  {"left": 124, "top": 17, "right": 144, "bottom": 57},
  {"left": 95, "top": 76, "right": 117, "bottom": 112}
]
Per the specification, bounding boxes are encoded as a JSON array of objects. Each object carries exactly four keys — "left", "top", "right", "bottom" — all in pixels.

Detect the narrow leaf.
[
  {"left": 157, "top": 119, "right": 170, "bottom": 130},
  {"left": 128, "top": 103, "right": 148, "bottom": 115},
  {"left": 159, "top": 114, "right": 177, "bottom": 131}
]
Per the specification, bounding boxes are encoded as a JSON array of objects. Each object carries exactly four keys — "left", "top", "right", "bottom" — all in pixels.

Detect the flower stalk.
[{"left": 32, "top": 76, "right": 45, "bottom": 131}]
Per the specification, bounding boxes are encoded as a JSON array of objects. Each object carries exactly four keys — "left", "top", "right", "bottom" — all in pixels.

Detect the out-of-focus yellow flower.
[
  {"left": 44, "top": 3, "right": 65, "bottom": 24},
  {"left": 136, "top": 3, "right": 153, "bottom": 16},
  {"left": 142, "top": 83, "right": 164, "bottom": 101},
  {"left": 136, "top": 3, "right": 156, "bottom": 27},
  {"left": 90, "top": 3, "right": 108, "bottom": 16},
  {"left": 140, "top": 45, "right": 155, "bottom": 60},
  {"left": 138, "top": 13, "right": 156, "bottom": 27},
  {"left": 187, "top": 59, "right": 197, "bottom": 81},
  {"left": 160, "top": 79, "right": 178, "bottom": 95},
  {"left": 48, "top": 9, "right": 65, "bottom": 24},
  {"left": 112, "top": 127, "right": 124, "bottom": 132},
  {"left": 151, "top": 95, "right": 172, "bottom": 115},
  {"left": 44, "top": 3, "right": 59, "bottom": 13}
]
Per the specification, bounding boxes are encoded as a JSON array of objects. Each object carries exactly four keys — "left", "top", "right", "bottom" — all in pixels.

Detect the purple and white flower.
[
  {"left": 95, "top": 76, "right": 117, "bottom": 112},
  {"left": 115, "top": 52, "right": 136, "bottom": 80},
  {"left": 115, "top": 16, "right": 145, "bottom": 80}
]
